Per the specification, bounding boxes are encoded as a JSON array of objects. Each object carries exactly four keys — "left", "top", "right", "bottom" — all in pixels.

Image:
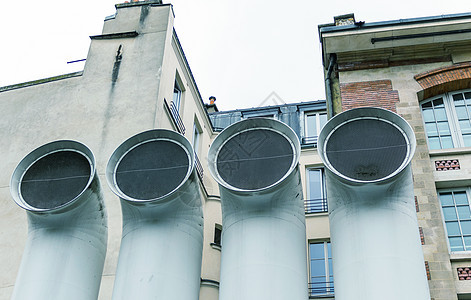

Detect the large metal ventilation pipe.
[
  {"left": 10, "top": 140, "right": 107, "bottom": 300},
  {"left": 208, "top": 118, "right": 308, "bottom": 300},
  {"left": 106, "top": 129, "right": 203, "bottom": 300},
  {"left": 317, "top": 107, "right": 429, "bottom": 300}
]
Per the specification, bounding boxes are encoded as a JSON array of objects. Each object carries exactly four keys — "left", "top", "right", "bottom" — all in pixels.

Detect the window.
[
  {"left": 309, "top": 241, "right": 334, "bottom": 297},
  {"left": 303, "top": 111, "right": 327, "bottom": 145},
  {"left": 214, "top": 225, "right": 222, "bottom": 246},
  {"left": 210, "top": 224, "right": 222, "bottom": 250},
  {"left": 305, "top": 168, "right": 327, "bottom": 213},
  {"left": 173, "top": 79, "right": 182, "bottom": 112},
  {"left": 241, "top": 108, "right": 279, "bottom": 119},
  {"left": 421, "top": 90, "right": 471, "bottom": 150},
  {"left": 192, "top": 122, "right": 201, "bottom": 154},
  {"left": 439, "top": 189, "right": 471, "bottom": 252}
]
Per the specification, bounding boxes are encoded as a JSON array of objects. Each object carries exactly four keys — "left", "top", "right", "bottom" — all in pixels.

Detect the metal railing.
[
  {"left": 164, "top": 98, "right": 186, "bottom": 135},
  {"left": 194, "top": 152, "right": 204, "bottom": 181},
  {"left": 302, "top": 136, "right": 319, "bottom": 146},
  {"left": 304, "top": 198, "right": 328, "bottom": 214},
  {"left": 308, "top": 281, "right": 334, "bottom": 298}
]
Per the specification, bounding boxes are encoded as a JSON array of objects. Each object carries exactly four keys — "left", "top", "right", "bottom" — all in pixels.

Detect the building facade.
[
  {"left": 1, "top": 1, "right": 471, "bottom": 299},
  {"left": 320, "top": 12, "right": 471, "bottom": 300}
]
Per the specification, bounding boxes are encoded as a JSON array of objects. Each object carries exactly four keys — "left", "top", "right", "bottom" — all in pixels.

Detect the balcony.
[
  {"left": 164, "top": 98, "right": 185, "bottom": 134},
  {"left": 194, "top": 152, "right": 204, "bottom": 181},
  {"left": 309, "top": 281, "right": 334, "bottom": 299},
  {"left": 305, "top": 197, "right": 328, "bottom": 214}
]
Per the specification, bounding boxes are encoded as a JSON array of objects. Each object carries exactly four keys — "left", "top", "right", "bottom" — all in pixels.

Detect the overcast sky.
[{"left": 1, "top": 0, "right": 469, "bottom": 110}]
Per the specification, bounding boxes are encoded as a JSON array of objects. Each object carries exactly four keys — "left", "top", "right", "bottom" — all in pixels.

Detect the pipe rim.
[
  {"left": 10, "top": 140, "right": 96, "bottom": 212},
  {"left": 318, "top": 107, "right": 416, "bottom": 183},
  {"left": 106, "top": 129, "right": 195, "bottom": 203},
  {"left": 208, "top": 118, "right": 300, "bottom": 192}
]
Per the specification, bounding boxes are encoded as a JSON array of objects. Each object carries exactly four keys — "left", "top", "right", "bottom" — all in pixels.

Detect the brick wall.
[
  {"left": 339, "top": 80, "right": 399, "bottom": 112},
  {"left": 414, "top": 62, "right": 471, "bottom": 99}
]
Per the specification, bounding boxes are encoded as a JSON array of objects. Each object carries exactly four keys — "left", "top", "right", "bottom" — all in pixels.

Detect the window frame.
[
  {"left": 300, "top": 110, "right": 327, "bottom": 146},
  {"left": 308, "top": 240, "right": 334, "bottom": 298},
  {"left": 438, "top": 187, "right": 471, "bottom": 253},
  {"left": 305, "top": 167, "right": 327, "bottom": 214},
  {"left": 421, "top": 89, "right": 471, "bottom": 150},
  {"left": 241, "top": 108, "right": 279, "bottom": 120},
  {"left": 172, "top": 75, "right": 184, "bottom": 113}
]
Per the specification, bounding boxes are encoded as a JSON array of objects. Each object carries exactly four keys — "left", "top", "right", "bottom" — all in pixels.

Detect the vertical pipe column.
[
  {"left": 317, "top": 107, "right": 430, "bottom": 300},
  {"left": 10, "top": 141, "right": 107, "bottom": 300},
  {"left": 106, "top": 129, "right": 203, "bottom": 300},
  {"left": 208, "top": 118, "right": 308, "bottom": 300}
]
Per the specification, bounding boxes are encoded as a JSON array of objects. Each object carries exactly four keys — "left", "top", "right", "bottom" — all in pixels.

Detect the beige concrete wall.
[{"left": 0, "top": 3, "right": 218, "bottom": 299}]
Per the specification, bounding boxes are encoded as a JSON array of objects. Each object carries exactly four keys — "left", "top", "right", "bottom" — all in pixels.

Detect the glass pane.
[
  {"left": 422, "top": 101, "right": 432, "bottom": 108},
  {"left": 428, "top": 137, "right": 441, "bottom": 150},
  {"left": 433, "top": 98, "right": 444, "bottom": 108},
  {"left": 459, "top": 119, "right": 471, "bottom": 131},
  {"left": 443, "top": 206, "right": 457, "bottom": 221},
  {"left": 449, "top": 237, "right": 464, "bottom": 251},
  {"left": 464, "top": 236, "right": 471, "bottom": 250},
  {"left": 453, "top": 93, "right": 465, "bottom": 105},
  {"left": 319, "top": 114, "right": 327, "bottom": 134},
  {"left": 441, "top": 136, "right": 454, "bottom": 149},
  {"left": 434, "top": 108, "right": 447, "bottom": 121},
  {"left": 461, "top": 221, "right": 471, "bottom": 235},
  {"left": 458, "top": 206, "right": 471, "bottom": 219},
  {"left": 310, "top": 243, "right": 325, "bottom": 259},
  {"left": 454, "top": 192, "right": 469, "bottom": 205},
  {"left": 305, "top": 114, "right": 317, "bottom": 138},
  {"left": 422, "top": 108, "right": 434, "bottom": 122},
  {"left": 308, "top": 169, "right": 322, "bottom": 201},
  {"left": 310, "top": 260, "right": 326, "bottom": 277},
  {"left": 437, "top": 121, "right": 451, "bottom": 135},
  {"left": 446, "top": 222, "right": 461, "bottom": 236},
  {"left": 440, "top": 193, "right": 454, "bottom": 206},
  {"left": 465, "top": 92, "right": 471, "bottom": 100},
  {"left": 456, "top": 106, "right": 468, "bottom": 119},
  {"left": 425, "top": 122, "right": 438, "bottom": 136},
  {"left": 463, "top": 134, "right": 471, "bottom": 147},
  {"left": 327, "top": 242, "right": 332, "bottom": 258}
]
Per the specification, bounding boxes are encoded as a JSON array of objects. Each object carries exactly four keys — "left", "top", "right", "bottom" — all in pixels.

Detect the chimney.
[
  {"left": 334, "top": 13, "right": 355, "bottom": 26},
  {"left": 205, "top": 96, "right": 219, "bottom": 113}
]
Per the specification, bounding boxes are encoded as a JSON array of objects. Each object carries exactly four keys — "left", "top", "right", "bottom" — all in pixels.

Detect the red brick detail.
[
  {"left": 414, "top": 62, "right": 471, "bottom": 99},
  {"left": 435, "top": 159, "right": 460, "bottom": 171},
  {"left": 457, "top": 267, "right": 471, "bottom": 280},
  {"left": 340, "top": 80, "right": 399, "bottom": 112},
  {"left": 425, "top": 261, "right": 431, "bottom": 280},
  {"left": 415, "top": 196, "right": 419, "bottom": 213},
  {"left": 419, "top": 227, "right": 425, "bottom": 245}
]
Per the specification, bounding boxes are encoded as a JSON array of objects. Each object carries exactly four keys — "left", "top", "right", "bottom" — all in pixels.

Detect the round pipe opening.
[
  {"left": 208, "top": 118, "right": 300, "bottom": 192},
  {"left": 318, "top": 107, "right": 415, "bottom": 183},
  {"left": 216, "top": 128, "right": 294, "bottom": 190},
  {"left": 107, "top": 130, "right": 194, "bottom": 202},
  {"left": 11, "top": 141, "right": 95, "bottom": 212}
]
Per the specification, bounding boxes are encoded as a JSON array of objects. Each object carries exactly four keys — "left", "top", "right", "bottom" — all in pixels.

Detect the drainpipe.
[
  {"left": 106, "top": 129, "right": 203, "bottom": 300},
  {"left": 325, "top": 53, "right": 337, "bottom": 118},
  {"left": 318, "top": 107, "right": 430, "bottom": 300},
  {"left": 207, "top": 118, "right": 308, "bottom": 300},
  {"left": 10, "top": 140, "right": 107, "bottom": 300}
]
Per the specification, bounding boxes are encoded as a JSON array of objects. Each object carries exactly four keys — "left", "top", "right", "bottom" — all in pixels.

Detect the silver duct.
[
  {"left": 10, "top": 140, "right": 107, "bottom": 300},
  {"left": 106, "top": 129, "right": 203, "bottom": 300},
  {"left": 208, "top": 118, "right": 308, "bottom": 300},
  {"left": 318, "top": 107, "right": 430, "bottom": 299}
]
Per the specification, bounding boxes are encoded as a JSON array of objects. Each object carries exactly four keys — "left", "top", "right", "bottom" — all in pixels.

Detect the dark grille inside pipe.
[
  {"left": 20, "top": 151, "right": 91, "bottom": 209},
  {"left": 326, "top": 119, "right": 408, "bottom": 181},
  {"left": 115, "top": 140, "right": 189, "bottom": 200},
  {"left": 216, "top": 129, "right": 293, "bottom": 190}
]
